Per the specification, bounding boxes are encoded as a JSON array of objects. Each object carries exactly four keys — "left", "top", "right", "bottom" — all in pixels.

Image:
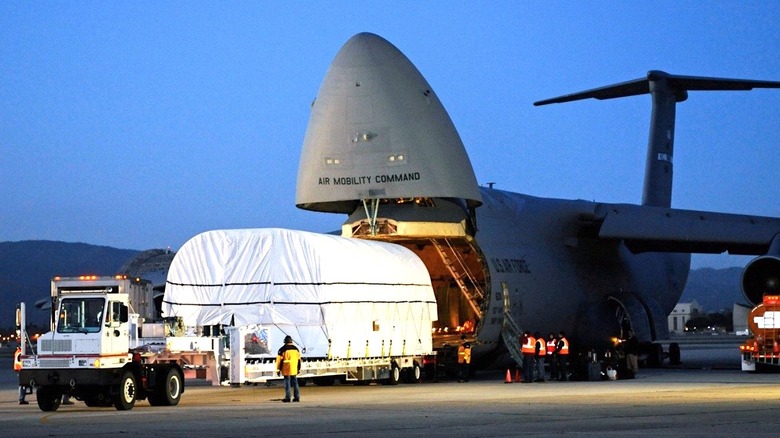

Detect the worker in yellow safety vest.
[
  {"left": 457, "top": 337, "right": 472, "bottom": 382},
  {"left": 14, "top": 347, "right": 29, "bottom": 405},
  {"left": 276, "top": 335, "right": 302, "bottom": 402},
  {"left": 520, "top": 331, "right": 536, "bottom": 383},
  {"left": 555, "top": 331, "right": 570, "bottom": 381}
]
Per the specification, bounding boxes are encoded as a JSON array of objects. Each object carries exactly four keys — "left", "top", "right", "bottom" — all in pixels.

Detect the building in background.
[{"left": 668, "top": 301, "right": 702, "bottom": 334}]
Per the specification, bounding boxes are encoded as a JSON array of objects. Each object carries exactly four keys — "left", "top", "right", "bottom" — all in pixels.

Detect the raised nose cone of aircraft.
[{"left": 296, "top": 32, "right": 482, "bottom": 213}]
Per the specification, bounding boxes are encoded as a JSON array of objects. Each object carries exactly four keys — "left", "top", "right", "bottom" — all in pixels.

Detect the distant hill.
[
  {"left": 678, "top": 267, "right": 746, "bottom": 313},
  {"left": 0, "top": 241, "right": 138, "bottom": 328},
  {"left": 0, "top": 240, "right": 748, "bottom": 329}
]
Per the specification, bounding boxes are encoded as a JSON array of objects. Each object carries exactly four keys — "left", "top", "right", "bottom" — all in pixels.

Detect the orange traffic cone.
[
  {"left": 504, "top": 369, "right": 513, "bottom": 383},
  {"left": 514, "top": 369, "right": 522, "bottom": 383}
]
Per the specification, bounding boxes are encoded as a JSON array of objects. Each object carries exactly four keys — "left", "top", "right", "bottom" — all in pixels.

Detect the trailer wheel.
[
  {"left": 405, "top": 363, "right": 422, "bottom": 383},
  {"left": 114, "top": 371, "right": 137, "bottom": 410},
  {"left": 148, "top": 368, "right": 183, "bottom": 406},
  {"left": 315, "top": 376, "right": 336, "bottom": 386},
  {"left": 36, "top": 386, "right": 62, "bottom": 412},
  {"left": 386, "top": 364, "right": 401, "bottom": 385}
]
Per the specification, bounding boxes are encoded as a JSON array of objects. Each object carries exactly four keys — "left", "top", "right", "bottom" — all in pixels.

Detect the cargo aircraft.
[{"left": 296, "top": 32, "right": 780, "bottom": 366}]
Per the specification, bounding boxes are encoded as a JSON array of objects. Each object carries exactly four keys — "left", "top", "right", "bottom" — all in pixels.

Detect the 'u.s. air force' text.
[
  {"left": 490, "top": 257, "right": 530, "bottom": 274},
  {"left": 318, "top": 172, "right": 421, "bottom": 185}
]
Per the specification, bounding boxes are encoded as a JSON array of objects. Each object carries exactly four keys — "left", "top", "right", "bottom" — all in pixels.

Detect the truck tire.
[
  {"left": 148, "top": 368, "right": 183, "bottom": 406},
  {"left": 114, "top": 371, "right": 137, "bottom": 410},
  {"left": 36, "top": 386, "right": 62, "bottom": 412}
]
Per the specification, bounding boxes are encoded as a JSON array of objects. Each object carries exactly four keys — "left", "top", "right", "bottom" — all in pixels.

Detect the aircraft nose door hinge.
[{"left": 362, "top": 199, "right": 380, "bottom": 235}]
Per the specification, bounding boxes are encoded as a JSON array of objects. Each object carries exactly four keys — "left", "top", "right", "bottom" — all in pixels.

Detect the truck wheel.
[
  {"left": 36, "top": 386, "right": 62, "bottom": 412},
  {"left": 114, "top": 371, "right": 137, "bottom": 410},
  {"left": 149, "top": 368, "right": 183, "bottom": 406}
]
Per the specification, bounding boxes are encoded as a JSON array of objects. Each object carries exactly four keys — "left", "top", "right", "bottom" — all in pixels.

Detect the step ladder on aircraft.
[
  {"left": 430, "top": 238, "right": 484, "bottom": 315},
  {"left": 498, "top": 282, "right": 524, "bottom": 367}
]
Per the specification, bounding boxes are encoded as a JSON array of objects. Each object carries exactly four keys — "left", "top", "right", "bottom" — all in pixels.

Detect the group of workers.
[
  {"left": 520, "top": 331, "right": 569, "bottom": 383},
  {"left": 456, "top": 331, "right": 569, "bottom": 383}
]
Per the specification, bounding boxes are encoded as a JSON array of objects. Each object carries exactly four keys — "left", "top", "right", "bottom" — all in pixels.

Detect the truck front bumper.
[{"left": 19, "top": 367, "right": 124, "bottom": 388}]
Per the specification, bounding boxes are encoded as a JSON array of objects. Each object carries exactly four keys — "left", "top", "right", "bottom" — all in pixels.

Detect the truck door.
[{"left": 103, "top": 301, "right": 130, "bottom": 355}]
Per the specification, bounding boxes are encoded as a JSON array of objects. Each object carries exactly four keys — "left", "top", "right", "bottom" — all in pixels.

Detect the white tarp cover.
[{"left": 163, "top": 228, "right": 437, "bottom": 358}]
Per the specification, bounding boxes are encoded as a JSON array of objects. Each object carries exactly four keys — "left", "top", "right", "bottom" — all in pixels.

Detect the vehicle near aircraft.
[
  {"left": 739, "top": 293, "right": 780, "bottom": 371},
  {"left": 295, "top": 32, "right": 780, "bottom": 368},
  {"left": 16, "top": 276, "right": 194, "bottom": 411}
]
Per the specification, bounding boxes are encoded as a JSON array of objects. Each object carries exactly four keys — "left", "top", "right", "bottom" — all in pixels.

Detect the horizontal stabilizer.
[{"left": 534, "top": 70, "right": 780, "bottom": 106}]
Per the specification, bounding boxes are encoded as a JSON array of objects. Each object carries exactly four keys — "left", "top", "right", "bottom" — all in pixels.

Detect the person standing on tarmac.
[
  {"left": 520, "top": 331, "right": 536, "bottom": 383},
  {"left": 556, "top": 331, "right": 570, "bottom": 381},
  {"left": 624, "top": 330, "right": 640, "bottom": 376},
  {"left": 534, "top": 332, "right": 546, "bottom": 382},
  {"left": 276, "top": 335, "right": 302, "bottom": 402},
  {"left": 14, "top": 347, "right": 29, "bottom": 405},
  {"left": 546, "top": 333, "right": 558, "bottom": 382},
  {"left": 457, "top": 337, "right": 472, "bottom": 382}
]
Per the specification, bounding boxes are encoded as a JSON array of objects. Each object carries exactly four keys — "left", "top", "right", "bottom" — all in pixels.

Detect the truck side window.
[
  {"left": 108, "top": 301, "right": 129, "bottom": 324},
  {"left": 119, "top": 303, "right": 129, "bottom": 323}
]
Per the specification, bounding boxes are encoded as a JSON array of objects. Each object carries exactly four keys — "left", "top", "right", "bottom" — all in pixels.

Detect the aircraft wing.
[{"left": 591, "top": 203, "right": 780, "bottom": 255}]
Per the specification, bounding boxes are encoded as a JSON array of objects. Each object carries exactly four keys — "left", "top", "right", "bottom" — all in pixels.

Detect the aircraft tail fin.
[{"left": 535, "top": 71, "right": 780, "bottom": 208}]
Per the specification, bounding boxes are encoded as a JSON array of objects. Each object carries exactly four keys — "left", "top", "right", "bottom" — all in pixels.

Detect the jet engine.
[
  {"left": 742, "top": 256, "right": 780, "bottom": 306},
  {"left": 741, "top": 236, "right": 780, "bottom": 306}
]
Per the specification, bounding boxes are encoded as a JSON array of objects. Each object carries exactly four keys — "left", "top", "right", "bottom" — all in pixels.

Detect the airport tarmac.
[{"left": 2, "top": 339, "right": 779, "bottom": 436}]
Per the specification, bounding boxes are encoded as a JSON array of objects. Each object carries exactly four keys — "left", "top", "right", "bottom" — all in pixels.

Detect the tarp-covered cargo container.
[{"left": 163, "top": 228, "right": 437, "bottom": 358}]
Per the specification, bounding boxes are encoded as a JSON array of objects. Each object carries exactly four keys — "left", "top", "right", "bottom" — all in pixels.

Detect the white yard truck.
[{"left": 17, "top": 275, "right": 221, "bottom": 411}]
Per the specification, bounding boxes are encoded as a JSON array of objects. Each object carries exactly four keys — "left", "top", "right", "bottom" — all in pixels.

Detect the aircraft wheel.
[
  {"left": 644, "top": 343, "right": 664, "bottom": 368},
  {"left": 668, "top": 342, "right": 681, "bottom": 365}
]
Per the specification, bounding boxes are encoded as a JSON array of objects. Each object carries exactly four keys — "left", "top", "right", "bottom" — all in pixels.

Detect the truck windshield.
[{"left": 57, "top": 297, "right": 105, "bottom": 334}]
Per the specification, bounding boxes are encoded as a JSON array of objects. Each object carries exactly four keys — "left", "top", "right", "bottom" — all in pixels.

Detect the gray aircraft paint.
[{"left": 296, "top": 32, "right": 780, "bottom": 358}]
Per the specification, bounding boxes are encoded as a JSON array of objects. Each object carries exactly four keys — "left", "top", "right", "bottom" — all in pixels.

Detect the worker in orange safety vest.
[
  {"left": 546, "top": 333, "right": 558, "bottom": 382},
  {"left": 520, "top": 331, "right": 536, "bottom": 383},
  {"left": 14, "top": 347, "right": 29, "bottom": 405},
  {"left": 555, "top": 331, "right": 570, "bottom": 381}
]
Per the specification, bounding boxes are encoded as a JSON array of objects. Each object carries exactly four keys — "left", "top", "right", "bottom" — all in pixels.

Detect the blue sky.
[{"left": 1, "top": 2, "right": 778, "bottom": 269}]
